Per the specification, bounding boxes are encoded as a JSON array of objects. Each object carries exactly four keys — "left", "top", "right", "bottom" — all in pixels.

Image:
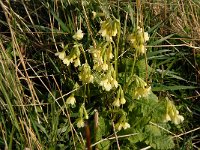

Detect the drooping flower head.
[
  {"left": 163, "top": 98, "right": 184, "bottom": 125},
  {"left": 115, "top": 115, "right": 130, "bottom": 131},
  {"left": 99, "top": 18, "right": 120, "bottom": 41},
  {"left": 99, "top": 65, "right": 118, "bottom": 91},
  {"left": 78, "top": 63, "right": 94, "bottom": 84},
  {"left": 131, "top": 75, "right": 151, "bottom": 99},
  {"left": 128, "top": 26, "right": 149, "bottom": 55},
  {"left": 112, "top": 98, "right": 120, "bottom": 107},
  {"left": 55, "top": 51, "right": 66, "bottom": 60},
  {"left": 112, "top": 86, "right": 126, "bottom": 107},
  {"left": 77, "top": 118, "right": 85, "bottom": 128},
  {"left": 66, "top": 94, "right": 76, "bottom": 106}
]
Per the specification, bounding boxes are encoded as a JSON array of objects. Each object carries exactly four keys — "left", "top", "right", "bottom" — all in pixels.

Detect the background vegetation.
[{"left": 0, "top": 0, "right": 199, "bottom": 149}]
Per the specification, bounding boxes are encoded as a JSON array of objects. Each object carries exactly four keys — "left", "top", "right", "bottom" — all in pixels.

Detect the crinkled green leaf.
[
  {"left": 97, "top": 140, "right": 110, "bottom": 150},
  {"left": 145, "top": 125, "right": 161, "bottom": 136},
  {"left": 145, "top": 135, "right": 175, "bottom": 150},
  {"left": 128, "top": 133, "right": 145, "bottom": 144},
  {"left": 96, "top": 116, "right": 106, "bottom": 141},
  {"left": 144, "top": 125, "right": 175, "bottom": 149},
  {"left": 95, "top": 116, "right": 111, "bottom": 150}
]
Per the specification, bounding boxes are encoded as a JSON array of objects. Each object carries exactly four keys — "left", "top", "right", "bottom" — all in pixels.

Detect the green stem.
[
  {"left": 80, "top": 45, "right": 87, "bottom": 64},
  {"left": 87, "top": 84, "right": 90, "bottom": 103},
  {"left": 113, "top": 42, "right": 117, "bottom": 80},
  {"left": 124, "top": 51, "right": 138, "bottom": 91},
  {"left": 84, "top": 84, "right": 87, "bottom": 103},
  {"left": 114, "top": 25, "right": 120, "bottom": 80}
]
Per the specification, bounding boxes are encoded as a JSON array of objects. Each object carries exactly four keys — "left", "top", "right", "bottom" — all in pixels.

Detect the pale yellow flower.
[
  {"left": 163, "top": 99, "right": 184, "bottom": 125},
  {"left": 110, "top": 78, "right": 118, "bottom": 88},
  {"left": 92, "top": 11, "right": 97, "bottom": 19},
  {"left": 139, "top": 44, "right": 146, "bottom": 54},
  {"left": 132, "top": 86, "right": 151, "bottom": 99},
  {"left": 137, "top": 26, "right": 143, "bottom": 32},
  {"left": 112, "top": 28, "right": 117, "bottom": 37},
  {"left": 112, "top": 98, "right": 120, "bottom": 107},
  {"left": 102, "top": 63, "right": 108, "bottom": 71},
  {"left": 100, "top": 79, "right": 112, "bottom": 91},
  {"left": 116, "top": 122, "right": 130, "bottom": 131},
  {"left": 63, "top": 57, "right": 72, "bottom": 66},
  {"left": 104, "top": 82, "right": 112, "bottom": 91},
  {"left": 117, "top": 123, "right": 123, "bottom": 131},
  {"left": 74, "top": 58, "right": 81, "bottom": 67},
  {"left": 78, "top": 63, "right": 94, "bottom": 83},
  {"left": 99, "top": 19, "right": 120, "bottom": 41},
  {"left": 120, "top": 97, "right": 126, "bottom": 105},
  {"left": 88, "top": 75, "right": 94, "bottom": 83},
  {"left": 122, "top": 122, "right": 130, "bottom": 130},
  {"left": 109, "top": 52, "right": 114, "bottom": 59},
  {"left": 77, "top": 118, "right": 85, "bottom": 128},
  {"left": 173, "top": 115, "right": 184, "bottom": 125},
  {"left": 66, "top": 95, "right": 76, "bottom": 105},
  {"left": 128, "top": 26, "right": 149, "bottom": 55},
  {"left": 55, "top": 51, "right": 66, "bottom": 60},
  {"left": 144, "top": 32, "right": 149, "bottom": 42},
  {"left": 163, "top": 114, "right": 171, "bottom": 122},
  {"left": 100, "top": 29, "right": 107, "bottom": 37},
  {"left": 73, "top": 29, "right": 84, "bottom": 40}
]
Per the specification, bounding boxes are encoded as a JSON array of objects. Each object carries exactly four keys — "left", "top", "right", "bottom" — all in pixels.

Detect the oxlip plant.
[{"left": 53, "top": 2, "right": 184, "bottom": 149}]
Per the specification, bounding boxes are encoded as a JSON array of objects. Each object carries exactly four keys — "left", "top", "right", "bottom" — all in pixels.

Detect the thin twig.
[
  {"left": 91, "top": 132, "right": 139, "bottom": 147},
  {"left": 112, "top": 122, "right": 120, "bottom": 150},
  {"left": 140, "top": 146, "right": 151, "bottom": 150},
  {"left": 150, "top": 122, "right": 183, "bottom": 140},
  {"left": 175, "top": 126, "right": 200, "bottom": 138}
]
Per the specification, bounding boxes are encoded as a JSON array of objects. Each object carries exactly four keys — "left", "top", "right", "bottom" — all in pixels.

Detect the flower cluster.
[
  {"left": 115, "top": 121, "right": 130, "bottom": 131},
  {"left": 55, "top": 30, "right": 84, "bottom": 67},
  {"left": 99, "top": 65, "right": 118, "bottom": 91},
  {"left": 128, "top": 26, "right": 149, "bottom": 55},
  {"left": 112, "top": 87, "right": 126, "bottom": 107},
  {"left": 63, "top": 44, "right": 81, "bottom": 67},
  {"left": 115, "top": 113, "right": 130, "bottom": 131},
  {"left": 89, "top": 46, "right": 104, "bottom": 71},
  {"left": 163, "top": 98, "right": 184, "bottom": 125},
  {"left": 76, "top": 103, "right": 88, "bottom": 128},
  {"left": 78, "top": 63, "right": 94, "bottom": 84},
  {"left": 87, "top": 19, "right": 120, "bottom": 91},
  {"left": 99, "top": 18, "right": 120, "bottom": 41},
  {"left": 132, "top": 75, "right": 151, "bottom": 99},
  {"left": 89, "top": 43, "right": 113, "bottom": 72},
  {"left": 55, "top": 43, "right": 81, "bottom": 67}
]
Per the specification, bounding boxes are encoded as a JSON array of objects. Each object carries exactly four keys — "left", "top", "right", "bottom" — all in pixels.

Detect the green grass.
[{"left": 0, "top": 0, "right": 200, "bottom": 149}]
